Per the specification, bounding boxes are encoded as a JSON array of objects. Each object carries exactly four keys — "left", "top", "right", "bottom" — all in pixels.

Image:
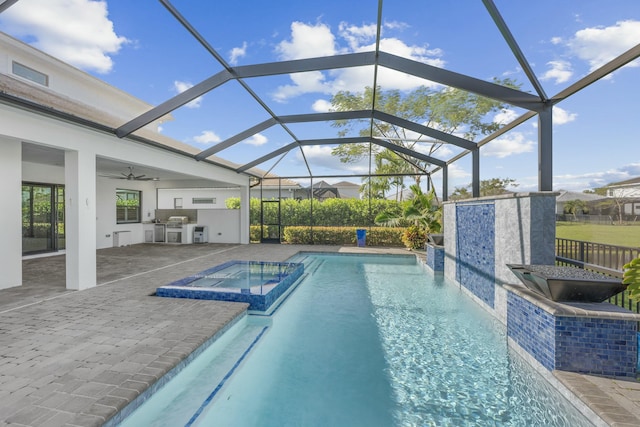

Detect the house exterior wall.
[
  {"left": 0, "top": 137, "right": 22, "bottom": 290},
  {"left": 196, "top": 210, "right": 241, "bottom": 243},
  {"left": 96, "top": 176, "right": 159, "bottom": 249},
  {"left": 157, "top": 188, "right": 238, "bottom": 210},
  {"left": 0, "top": 33, "right": 165, "bottom": 131},
  {"left": 608, "top": 186, "right": 640, "bottom": 198},
  {"left": 1, "top": 91, "right": 249, "bottom": 290}
]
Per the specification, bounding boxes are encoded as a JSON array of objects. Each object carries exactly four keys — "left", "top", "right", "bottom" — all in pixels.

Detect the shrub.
[
  {"left": 226, "top": 197, "right": 401, "bottom": 227},
  {"left": 401, "top": 225, "right": 427, "bottom": 250},
  {"left": 283, "top": 226, "right": 404, "bottom": 246}
]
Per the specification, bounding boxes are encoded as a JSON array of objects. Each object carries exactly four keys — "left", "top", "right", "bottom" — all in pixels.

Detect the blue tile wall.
[
  {"left": 455, "top": 203, "right": 496, "bottom": 307},
  {"left": 507, "top": 292, "right": 556, "bottom": 370},
  {"left": 426, "top": 244, "right": 444, "bottom": 272},
  {"left": 507, "top": 292, "right": 638, "bottom": 378},
  {"left": 556, "top": 317, "right": 638, "bottom": 378}
]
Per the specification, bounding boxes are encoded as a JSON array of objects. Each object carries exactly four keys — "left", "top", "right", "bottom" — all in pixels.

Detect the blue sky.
[{"left": 1, "top": 0, "right": 639, "bottom": 194}]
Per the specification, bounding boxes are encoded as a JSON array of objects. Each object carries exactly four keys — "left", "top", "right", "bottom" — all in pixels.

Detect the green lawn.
[{"left": 556, "top": 222, "right": 640, "bottom": 248}]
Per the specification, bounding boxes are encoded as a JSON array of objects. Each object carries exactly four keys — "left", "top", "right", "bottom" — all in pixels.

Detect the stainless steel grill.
[{"left": 166, "top": 216, "right": 189, "bottom": 228}]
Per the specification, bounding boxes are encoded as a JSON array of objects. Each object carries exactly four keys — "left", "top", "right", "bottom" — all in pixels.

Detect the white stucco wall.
[
  {"left": 1, "top": 101, "right": 250, "bottom": 289},
  {"left": 96, "top": 177, "right": 159, "bottom": 249},
  {"left": 157, "top": 188, "right": 238, "bottom": 210},
  {"left": 1, "top": 32, "right": 253, "bottom": 290},
  {"left": 0, "top": 137, "right": 22, "bottom": 290},
  {"left": 196, "top": 210, "right": 241, "bottom": 243},
  {"left": 22, "top": 161, "right": 65, "bottom": 184}
]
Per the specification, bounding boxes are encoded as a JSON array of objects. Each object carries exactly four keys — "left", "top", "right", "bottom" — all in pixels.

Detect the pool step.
[{"left": 116, "top": 318, "right": 269, "bottom": 427}]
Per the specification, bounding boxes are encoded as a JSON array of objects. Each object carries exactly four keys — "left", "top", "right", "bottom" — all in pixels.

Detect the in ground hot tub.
[
  {"left": 507, "top": 264, "right": 626, "bottom": 303},
  {"left": 156, "top": 260, "right": 304, "bottom": 311}
]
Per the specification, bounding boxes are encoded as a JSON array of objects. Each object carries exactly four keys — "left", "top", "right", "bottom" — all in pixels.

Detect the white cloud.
[
  {"left": 192, "top": 130, "right": 222, "bottom": 146},
  {"left": 297, "top": 145, "right": 369, "bottom": 173},
  {"left": 338, "top": 21, "right": 377, "bottom": 51},
  {"left": 312, "top": 99, "right": 332, "bottom": 112},
  {"left": 0, "top": 0, "right": 128, "bottom": 74},
  {"left": 245, "top": 133, "right": 268, "bottom": 146},
  {"left": 493, "top": 108, "right": 520, "bottom": 125},
  {"left": 383, "top": 21, "right": 410, "bottom": 31},
  {"left": 567, "top": 20, "right": 640, "bottom": 71},
  {"left": 275, "top": 21, "right": 336, "bottom": 60},
  {"left": 273, "top": 71, "right": 331, "bottom": 102},
  {"left": 173, "top": 81, "right": 202, "bottom": 108},
  {"left": 413, "top": 141, "right": 455, "bottom": 159},
  {"left": 481, "top": 133, "right": 535, "bottom": 158},
  {"left": 272, "top": 21, "right": 445, "bottom": 101},
  {"left": 554, "top": 163, "right": 640, "bottom": 191},
  {"left": 229, "top": 42, "right": 247, "bottom": 65},
  {"left": 541, "top": 60, "right": 573, "bottom": 84},
  {"left": 446, "top": 163, "right": 471, "bottom": 180},
  {"left": 553, "top": 106, "right": 577, "bottom": 125}
]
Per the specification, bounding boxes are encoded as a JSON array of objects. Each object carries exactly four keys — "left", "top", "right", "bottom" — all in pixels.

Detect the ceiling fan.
[{"left": 101, "top": 166, "right": 159, "bottom": 181}]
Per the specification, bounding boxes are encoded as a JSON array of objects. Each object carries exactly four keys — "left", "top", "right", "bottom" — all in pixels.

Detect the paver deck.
[{"left": 1, "top": 243, "right": 639, "bottom": 426}]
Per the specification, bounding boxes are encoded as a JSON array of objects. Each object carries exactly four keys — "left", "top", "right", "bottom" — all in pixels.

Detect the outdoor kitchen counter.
[{"left": 143, "top": 223, "right": 198, "bottom": 244}]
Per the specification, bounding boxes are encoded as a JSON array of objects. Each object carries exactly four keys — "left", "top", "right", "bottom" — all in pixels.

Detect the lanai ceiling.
[{"left": 2, "top": 0, "right": 639, "bottom": 197}]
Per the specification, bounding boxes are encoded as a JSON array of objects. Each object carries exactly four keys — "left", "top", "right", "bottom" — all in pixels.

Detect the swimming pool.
[
  {"left": 155, "top": 260, "right": 304, "bottom": 311},
  {"left": 118, "top": 253, "right": 595, "bottom": 426}
]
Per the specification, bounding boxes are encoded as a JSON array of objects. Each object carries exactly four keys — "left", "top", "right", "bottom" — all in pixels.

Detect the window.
[
  {"left": 116, "top": 189, "right": 141, "bottom": 223},
  {"left": 12, "top": 61, "right": 49, "bottom": 86},
  {"left": 193, "top": 197, "right": 215, "bottom": 204}
]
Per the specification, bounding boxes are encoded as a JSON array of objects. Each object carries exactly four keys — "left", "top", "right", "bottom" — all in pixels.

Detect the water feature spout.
[{"left": 507, "top": 264, "right": 626, "bottom": 303}]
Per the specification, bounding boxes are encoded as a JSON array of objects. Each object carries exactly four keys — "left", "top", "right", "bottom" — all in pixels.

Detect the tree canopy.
[
  {"left": 329, "top": 80, "right": 520, "bottom": 195},
  {"left": 449, "top": 177, "right": 519, "bottom": 200}
]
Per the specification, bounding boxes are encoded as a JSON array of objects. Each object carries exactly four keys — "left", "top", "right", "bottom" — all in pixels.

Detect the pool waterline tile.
[{"left": 155, "top": 260, "right": 304, "bottom": 311}]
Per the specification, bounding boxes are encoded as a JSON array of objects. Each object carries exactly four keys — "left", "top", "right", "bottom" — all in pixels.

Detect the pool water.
[{"left": 119, "top": 253, "right": 594, "bottom": 427}]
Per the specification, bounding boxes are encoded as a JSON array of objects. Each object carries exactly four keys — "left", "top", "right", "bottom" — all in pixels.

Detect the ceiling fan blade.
[{"left": 99, "top": 174, "right": 126, "bottom": 179}]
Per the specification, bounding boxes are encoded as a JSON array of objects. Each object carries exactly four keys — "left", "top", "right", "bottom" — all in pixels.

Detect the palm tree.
[
  {"left": 375, "top": 185, "right": 442, "bottom": 250},
  {"left": 375, "top": 184, "right": 441, "bottom": 231},
  {"left": 563, "top": 199, "right": 587, "bottom": 221}
]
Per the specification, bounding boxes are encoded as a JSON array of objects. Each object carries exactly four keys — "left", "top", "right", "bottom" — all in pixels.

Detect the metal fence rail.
[
  {"left": 556, "top": 238, "right": 640, "bottom": 271},
  {"left": 555, "top": 238, "right": 640, "bottom": 314}
]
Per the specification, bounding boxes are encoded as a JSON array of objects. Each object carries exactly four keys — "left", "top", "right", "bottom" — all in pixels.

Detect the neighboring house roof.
[
  {"left": 332, "top": 181, "right": 360, "bottom": 189},
  {"left": 249, "top": 169, "right": 302, "bottom": 188},
  {"left": 606, "top": 177, "right": 640, "bottom": 188},
  {"left": 556, "top": 191, "right": 605, "bottom": 203},
  {"left": 254, "top": 176, "right": 301, "bottom": 188},
  {"left": 310, "top": 180, "right": 334, "bottom": 189}
]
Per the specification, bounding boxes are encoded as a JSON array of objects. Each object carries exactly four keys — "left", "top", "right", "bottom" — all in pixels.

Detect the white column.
[
  {"left": 65, "top": 150, "right": 97, "bottom": 290},
  {"left": 0, "top": 138, "right": 22, "bottom": 290},
  {"left": 239, "top": 183, "right": 250, "bottom": 244}
]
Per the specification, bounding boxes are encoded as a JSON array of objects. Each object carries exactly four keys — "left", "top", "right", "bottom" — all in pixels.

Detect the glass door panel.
[
  {"left": 56, "top": 186, "right": 65, "bottom": 250},
  {"left": 260, "top": 199, "right": 281, "bottom": 243},
  {"left": 22, "top": 183, "right": 64, "bottom": 255}
]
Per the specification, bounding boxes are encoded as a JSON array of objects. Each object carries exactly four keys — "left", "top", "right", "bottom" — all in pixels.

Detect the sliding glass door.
[{"left": 22, "top": 183, "right": 65, "bottom": 255}]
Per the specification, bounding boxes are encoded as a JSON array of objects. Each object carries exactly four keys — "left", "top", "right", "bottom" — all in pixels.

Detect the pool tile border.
[{"left": 156, "top": 261, "right": 304, "bottom": 311}]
